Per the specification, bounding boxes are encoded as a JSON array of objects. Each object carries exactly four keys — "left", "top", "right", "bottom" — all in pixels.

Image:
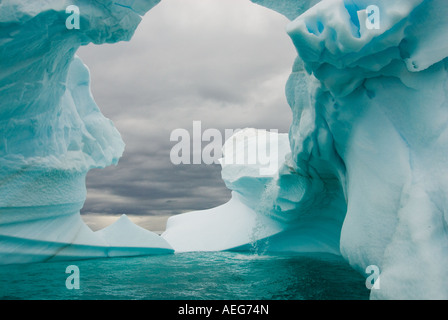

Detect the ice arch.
[
  {"left": 0, "top": 0, "right": 321, "bottom": 266},
  {"left": 1, "top": 0, "right": 448, "bottom": 300}
]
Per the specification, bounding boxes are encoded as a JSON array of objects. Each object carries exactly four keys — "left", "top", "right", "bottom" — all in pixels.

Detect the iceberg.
[
  {"left": 164, "top": 0, "right": 448, "bottom": 299},
  {"left": 283, "top": 0, "right": 448, "bottom": 300},
  {"left": 95, "top": 214, "right": 173, "bottom": 257},
  {"left": 0, "top": 0, "right": 172, "bottom": 264},
  {"left": 1, "top": 0, "right": 448, "bottom": 300},
  {"left": 162, "top": 128, "right": 345, "bottom": 255}
]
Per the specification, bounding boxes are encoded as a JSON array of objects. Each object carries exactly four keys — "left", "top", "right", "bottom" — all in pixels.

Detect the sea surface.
[{"left": 0, "top": 251, "right": 370, "bottom": 300}]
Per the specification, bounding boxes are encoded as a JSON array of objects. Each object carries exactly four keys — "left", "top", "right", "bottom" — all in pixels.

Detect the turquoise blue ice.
[{"left": 1, "top": 0, "right": 448, "bottom": 299}]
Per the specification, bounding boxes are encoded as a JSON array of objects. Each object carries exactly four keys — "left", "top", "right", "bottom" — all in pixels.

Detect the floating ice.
[
  {"left": 1, "top": 0, "right": 448, "bottom": 300},
  {"left": 96, "top": 214, "right": 173, "bottom": 257},
  {"left": 165, "top": 0, "right": 448, "bottom": 299},
  {"left": 0, "top": 0, "right": 168, "bottom": 264}
]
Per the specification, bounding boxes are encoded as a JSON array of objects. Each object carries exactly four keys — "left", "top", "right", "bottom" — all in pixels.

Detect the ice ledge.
[{"left": 0, "top": 214, "right": 173, "bottom": 265}]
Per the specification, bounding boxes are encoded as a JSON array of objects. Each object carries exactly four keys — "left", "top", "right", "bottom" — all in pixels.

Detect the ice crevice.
[{"left": 1, "top": 0, "right": 448, "bottom": 299}]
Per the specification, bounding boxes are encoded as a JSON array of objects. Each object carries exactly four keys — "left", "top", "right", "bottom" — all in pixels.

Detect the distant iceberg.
[
  {"left": 162, "top": 128, "right": 344, "bottom": 255},
  {"left": 1, "top": 0, "right": 448, "bottom": 300},
  {"left": 95, "top": 214, "right": 173, "bottom": 257}
]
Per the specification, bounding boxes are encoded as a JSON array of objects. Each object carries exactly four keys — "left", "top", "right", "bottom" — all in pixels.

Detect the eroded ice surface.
[
  {"left": 0, "top": 0, "right": 170, "bottom": 264},
  {"left": 1, "top": 0, "right": 448, "bottom": 299},
  {"left": 165, "top": 0, "right": 448, "bottom": 299}
]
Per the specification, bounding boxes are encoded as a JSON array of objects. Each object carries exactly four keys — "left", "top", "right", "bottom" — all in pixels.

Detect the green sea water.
[{"left": 0, "top": 251, "right": 370, "bottom": 300}]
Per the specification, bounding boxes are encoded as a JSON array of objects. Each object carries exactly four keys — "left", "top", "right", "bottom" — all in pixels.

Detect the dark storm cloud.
[
  {"left": 77, "top": 0, "right": 297, "bottom": 218},
  {"left": 84, "top": 162, "right": 229, "bottom": 216}
]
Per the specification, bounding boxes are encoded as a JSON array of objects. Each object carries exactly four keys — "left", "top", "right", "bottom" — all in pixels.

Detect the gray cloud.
[{"left": 77, "top": 0, "right": 297, "bottom": 224}]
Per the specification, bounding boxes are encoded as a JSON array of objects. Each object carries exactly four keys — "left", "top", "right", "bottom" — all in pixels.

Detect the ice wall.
[
  {"left": 0, "top": 0, "right": 173, "bottom": 264},
  {"left": 2, "top": 0, "right": 448, "bottom": 299},
  {"left": 164, "top": 0, "right": 448, "bottom": 299},
  {"left": 283, "top": 0, "right": 448, "bottom": 300}
]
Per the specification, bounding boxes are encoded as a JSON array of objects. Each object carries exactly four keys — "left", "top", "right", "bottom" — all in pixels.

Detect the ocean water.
[{"left": 0, "top": 251, "right": 370, "bottom": 300}]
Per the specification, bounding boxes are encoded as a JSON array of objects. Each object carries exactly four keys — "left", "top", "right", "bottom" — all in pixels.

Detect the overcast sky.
[{"left": 77, "top": 0, "right": 297, "bottom": 231}]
